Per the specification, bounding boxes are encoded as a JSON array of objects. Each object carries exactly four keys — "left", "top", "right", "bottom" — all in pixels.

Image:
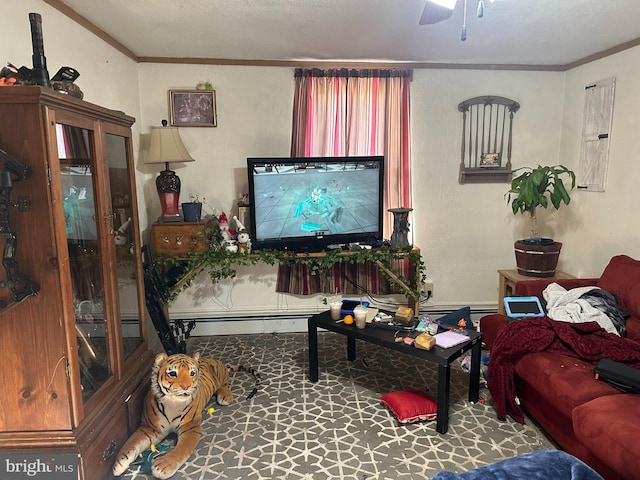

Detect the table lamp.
[{"left": 145, "top": 121, "right": 194, "bottom": 222}]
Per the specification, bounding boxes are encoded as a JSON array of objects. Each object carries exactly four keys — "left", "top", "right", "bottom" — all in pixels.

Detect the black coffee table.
[{"left": 307, "top": 311, "right": 482, "bottom": 434}]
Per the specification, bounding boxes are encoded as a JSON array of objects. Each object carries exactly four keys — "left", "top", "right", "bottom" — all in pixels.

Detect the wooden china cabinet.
[{"left": 0, "top": 87, "right": 153, "bottom": 479}]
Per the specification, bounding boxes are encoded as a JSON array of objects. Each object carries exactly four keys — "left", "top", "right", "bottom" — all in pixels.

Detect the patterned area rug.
[{"left": 119, "top": 332, "right": 555, "bottom": 479}]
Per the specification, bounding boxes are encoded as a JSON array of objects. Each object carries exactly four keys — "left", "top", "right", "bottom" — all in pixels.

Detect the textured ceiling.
[{"left": 48, "top": 0, "right": 640, "bottom": 67}]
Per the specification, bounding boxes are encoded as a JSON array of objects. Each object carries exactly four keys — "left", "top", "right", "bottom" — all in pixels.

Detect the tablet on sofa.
[{"left": 503, "top": 296, "right": 545, "bottom": 319}]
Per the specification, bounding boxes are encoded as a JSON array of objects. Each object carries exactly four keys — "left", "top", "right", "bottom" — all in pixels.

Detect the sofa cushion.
[
  {"left": 597, "top": 254, "right": 640, "bottom": 320},
  {"left": 573, "top": 393, "right": 640, "bottom": 480},
  {"left": 514, "top": 352, "right": 621, "bottom": 420}
]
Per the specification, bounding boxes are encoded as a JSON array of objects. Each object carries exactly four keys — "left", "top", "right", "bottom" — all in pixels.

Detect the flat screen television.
[{"left": 246, "top": 156, "right": 385, "bottom": 252}]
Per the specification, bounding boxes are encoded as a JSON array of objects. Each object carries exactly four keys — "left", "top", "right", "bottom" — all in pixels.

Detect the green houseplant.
[
  {"left": 505, "top": 164, "right": 576, "bottom": 277},
  {"left": 507, "top": 164, "right": 576, "bottom": 238}
]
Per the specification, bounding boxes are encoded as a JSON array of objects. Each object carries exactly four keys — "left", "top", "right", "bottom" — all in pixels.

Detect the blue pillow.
[{"left": 435, "top": 306, "right": 472, "bottom": 330}]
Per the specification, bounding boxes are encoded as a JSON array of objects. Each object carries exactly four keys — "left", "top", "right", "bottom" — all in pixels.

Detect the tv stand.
[{"left": 150, "top": 237, "right": 424, "bottom": 314}]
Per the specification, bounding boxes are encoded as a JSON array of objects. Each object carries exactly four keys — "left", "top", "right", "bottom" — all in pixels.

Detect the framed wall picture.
[
  {"left": 480, "top": 152, "right": 501, "bottom": 167},
  {"left": 169, "top": 90, "right": 217, "bottom": 127}
]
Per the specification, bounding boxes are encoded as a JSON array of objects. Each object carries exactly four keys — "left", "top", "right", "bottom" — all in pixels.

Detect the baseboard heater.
[{"left": 169, "top": 306, "right": 497, "bottom": 326}]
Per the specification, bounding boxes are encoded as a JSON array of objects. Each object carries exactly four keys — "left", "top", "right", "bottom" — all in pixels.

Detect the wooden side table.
[
  {"left": 151, "top": 221, "right": 208, "bottom": 255},
  {"left": 497, "top": 269, "right": 574, "bottom": 315}
]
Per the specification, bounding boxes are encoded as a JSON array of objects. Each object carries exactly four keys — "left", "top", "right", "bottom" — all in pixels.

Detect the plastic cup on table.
[
  {"left": 329, "top": 301, "right": 342, "bottom": 321},
  {"left": 353, "top": 305, "right": 368, "bottom": 329}
]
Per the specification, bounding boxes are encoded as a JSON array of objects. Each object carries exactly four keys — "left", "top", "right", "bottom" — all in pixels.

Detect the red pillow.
[{"left": 380, "top": 389, "right": 437, "bottom": 424}]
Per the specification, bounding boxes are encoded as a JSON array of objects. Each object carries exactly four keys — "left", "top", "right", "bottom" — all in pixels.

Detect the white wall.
[
  {"left": 4, "top": 2, "right": 640, "bottom": 332},
  {"left": 1, "top": 2, "right": 140, "bottom": 114},
  {"left": 410, "top": 69, "right": 566, "bottom": 308},
  {"left": 137, "top": 64, "right": 326, "bottom": 321},
  {"left": 144, "top": 55, "right": 640, "bottom": 326},
  {"left": 558, "top": 47, "right": 640, "bottom": 276},
  {"left": 138, "top": 66, "right": 569, "bottom": 322}
]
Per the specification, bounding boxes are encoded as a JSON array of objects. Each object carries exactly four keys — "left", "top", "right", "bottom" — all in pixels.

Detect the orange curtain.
[
  {"left": 345, "top": 70, "right": 412, "bottom": 237},
  {"left": 281, "top": 68, "right": 413, "bottom": 296},
  {"left": 292, "top": 68, "right": 412, "bottom": 238},
  {"left": 291, "top": 68, "right": 348, "bottom": 157}
]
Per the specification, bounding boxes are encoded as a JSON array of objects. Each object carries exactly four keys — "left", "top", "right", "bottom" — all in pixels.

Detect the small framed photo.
[
  {"left": 480, "top": 152, "right": 501, "bottom": 167},
  {"left": 169, "top": 90, "right": 217, "bottom": 127}
]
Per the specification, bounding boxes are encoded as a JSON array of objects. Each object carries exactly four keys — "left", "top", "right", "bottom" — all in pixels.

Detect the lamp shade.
[
  {"left": 145, "top": 126, "right": 194, "bottom": 165},
  {"left": 145, "top": 125, "right": 194, "bottom": 222}
]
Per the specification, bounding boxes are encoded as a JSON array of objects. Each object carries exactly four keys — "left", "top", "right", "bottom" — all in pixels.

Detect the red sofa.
[{"left": 481, "top": 255, "right": 640, "bottom": 480}]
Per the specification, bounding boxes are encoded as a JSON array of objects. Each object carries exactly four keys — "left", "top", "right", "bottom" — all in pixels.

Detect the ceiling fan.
[{"left": 419, "top": 0, "right": 491, "bottom": 40}]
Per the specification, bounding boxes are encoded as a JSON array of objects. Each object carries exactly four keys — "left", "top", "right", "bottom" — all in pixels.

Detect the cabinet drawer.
[
  {"left": 79, "top": 406, "right": 129, "bottom": 480},
  {"left": 151, "top": 222, "right": 208, "bottom": 255}
]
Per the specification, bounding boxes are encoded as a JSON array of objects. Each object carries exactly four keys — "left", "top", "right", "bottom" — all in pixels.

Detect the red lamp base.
[
  {"left": 156, "top": 169, "right": 182, "bottom": 222},
  {"left": 158, "top": 192, "right": 182, "bottom": 222}
]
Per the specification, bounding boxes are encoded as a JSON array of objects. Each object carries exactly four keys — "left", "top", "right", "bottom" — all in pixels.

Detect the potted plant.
[
  {"left": 181, "top": 194, "right": 204, "bottom": 222},
  {"left": 506, "top": 164, "right": 576, "bottom": 277}
]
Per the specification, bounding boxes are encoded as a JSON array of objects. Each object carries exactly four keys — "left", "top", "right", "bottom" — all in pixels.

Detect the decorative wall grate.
[
  {"left": 457, "top": 95, "right": 520, "bottom": 184},
  {"left": 578, "top": 77, "right": 615, "bottom": 192}
]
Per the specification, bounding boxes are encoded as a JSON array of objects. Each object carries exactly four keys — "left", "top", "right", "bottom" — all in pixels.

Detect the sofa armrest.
[
  {"left": 514, "top": 278, "right": 599, "bottom": 298},
  {"left": 479, "top": 314, "right": 510, "bottom": 349}
]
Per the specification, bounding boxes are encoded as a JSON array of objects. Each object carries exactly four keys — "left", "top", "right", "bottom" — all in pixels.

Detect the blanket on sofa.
[
  {"left": 543, "top": 283, "right": 629, "bottom": 336},
  {"left": 487, "top": 317, "right": 640, "bottom": 423}
]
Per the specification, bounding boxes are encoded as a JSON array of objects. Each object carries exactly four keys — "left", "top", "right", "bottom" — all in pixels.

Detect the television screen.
[{"left": 247, "top": 156, "right": 384, "bottom": 252}]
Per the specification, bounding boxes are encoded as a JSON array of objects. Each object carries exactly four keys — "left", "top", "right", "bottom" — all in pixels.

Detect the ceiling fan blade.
[{"left": 419, "top": 1, "right": 456, "bottom": 25}]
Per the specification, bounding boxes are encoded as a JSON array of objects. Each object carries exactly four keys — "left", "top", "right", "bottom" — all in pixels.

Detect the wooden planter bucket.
[{"left": 514, "top": 240, "right": 562, "bottom": 277}]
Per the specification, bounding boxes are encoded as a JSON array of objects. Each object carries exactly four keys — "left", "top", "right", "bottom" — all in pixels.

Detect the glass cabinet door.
[
  {"left": 56, "top": 123, "right": 111, "bottom": 403},
  {"left": 105, "top": 132, "right": 143, "bottom": 358}
]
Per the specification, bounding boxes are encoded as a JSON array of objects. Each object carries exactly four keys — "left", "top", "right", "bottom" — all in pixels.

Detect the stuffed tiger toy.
[{"left": 113, "top": 352, "right": 259, "bottom": 479}]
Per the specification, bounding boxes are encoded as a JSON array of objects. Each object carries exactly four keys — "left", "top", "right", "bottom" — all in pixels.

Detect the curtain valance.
[{"left": 294, "top": 68, "right": 412, "bottom": 79}]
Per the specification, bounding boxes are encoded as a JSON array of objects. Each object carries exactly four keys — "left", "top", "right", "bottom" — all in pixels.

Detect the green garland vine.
[{"left": 154, "top": 243, "right": 426, "bottom": 303}]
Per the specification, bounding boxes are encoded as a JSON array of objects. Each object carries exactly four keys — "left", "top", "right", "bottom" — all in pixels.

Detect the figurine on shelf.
[
  {"left": 218, "top": 212, "right": 237, "bottom": 243},
  {"left": 114, "top": 217, "right": 132, "bottom": 246},
  {"left": 233, "top": 215, "right": 251, "bottom": 254},
  {"left": 218, "top": 212, "right": 238, "bottom": 252}
]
